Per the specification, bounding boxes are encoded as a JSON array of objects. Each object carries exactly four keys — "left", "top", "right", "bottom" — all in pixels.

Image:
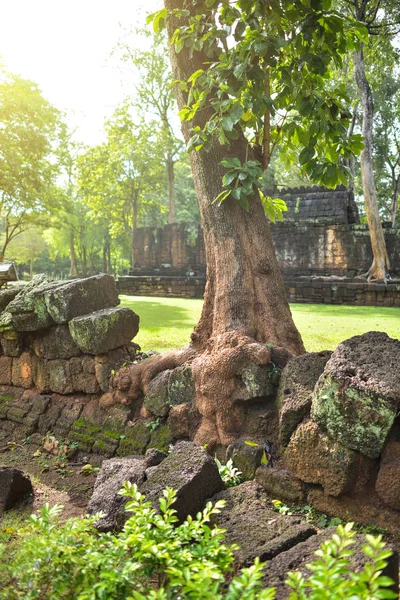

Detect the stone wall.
[
  {"left": 0, "top": 275, "right": 139, "bottom": 397},
  {"left": 130, "top": 222, "right": 400, "bottom": 279}
]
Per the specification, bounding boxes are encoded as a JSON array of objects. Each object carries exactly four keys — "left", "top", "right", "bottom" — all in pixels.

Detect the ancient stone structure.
[
  {"left": 119, "top": 186, "right": 400, "bottom": 305},
  {"left": 2, "top": 276, "right": 400, "bottom": 538}
]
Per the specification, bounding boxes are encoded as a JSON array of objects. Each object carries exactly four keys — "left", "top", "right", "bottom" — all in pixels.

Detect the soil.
[{"left": 0, "top": 444, "right": 96, "bottom": 521}]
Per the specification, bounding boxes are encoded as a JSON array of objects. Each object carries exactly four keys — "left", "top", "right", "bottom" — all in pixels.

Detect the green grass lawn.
[{"left": 120, "top": 295, "right": 400, "bottom": 354}]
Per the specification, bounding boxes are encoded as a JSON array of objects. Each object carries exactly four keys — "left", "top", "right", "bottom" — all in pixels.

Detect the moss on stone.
[
  {"left": 149, "top": 425, "right": 172, "bottom": 452},
  {"left": 311, "top": 374, "right": 396, "bottom": 459},
  {"left": 117, "top": 421, "right": 150, "bottom": 456}
]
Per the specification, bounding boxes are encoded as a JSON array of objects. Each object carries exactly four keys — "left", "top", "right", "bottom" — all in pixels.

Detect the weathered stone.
[
  {"left": 284, "top": 420, "right": 358, "bottom": 497},
  {"left": 141, "top": 441, "right": 224, "bottom": 523},
  {"left": 168, "top": 365, "right": 195, "bottom": 406},
  {"left": 69, "top": 355, "right": 100, "bottom": 394},
  {"left": 278, "top": 351, "right": 332, "bottom": 446},
  {"left": 47, "top": 359, "right": 73, "bottom": 395},
  {"left": 0, "top": 356, "right": 13, "bottom": 385},
  {"left": 0, "top": 331, "right": 24, "bottom": 357},
  {"left": 149, "top": 425, "right": 172, "bottom": 452},
  {"left": 118, "top": 421, "right": 151, "bottom": 456},
  {"left": 0, "top": 288, "right": 19, "bottom": 312},
  {"left": 143, "top": 371, "right": 171, "bottom": 417},
  {"left": 52, "top": 398, "right": 83, "bottom": 437},
  {"left": 32, "top": 325, "right": 81, "bottom": 359},
  {"left": 167, "top": 403, "right": 200, "bottom": 440},
  {"left": 37, "top": 403, "right": 62, "bottom": 435},
  {"left": 311, "top": 332, "right": 400, "bottom": 459},
  {"left": 234, "top": 363, "right": 276, "bottom": 401},
  {"left": 95, "top": 347, "right": 130, "bottom": 392},
  {"left": 0, "top": 311, "right": 14, "bottom": 334},
  {"left": 145, "top": 447, "right": 167, "bottom": 467},
  {"left": 376, "top": 441, "right": 400, "bottom": 510},
  {"left": 7, "top": 274, "right": 55, "bottom": 331},
  {"left": 31, "top": 355, "right": 51, "bottom": 393},
  {"left": 262, "top": 528, "right": 399, "bottom": 599},
  {"left": 226, "top": 439, "right": 264, "bottom": 481},
  {"left": 69, "top": 307, "right": 139, "bottom": 355},
  {"left": 256, "top": 465, "right": 305, "bottom": 504},
  {"left": 210, "top": 482, "right": 316, "bottom": 567},
  {"left": 0, "top": 467, "right": 33, "bottom": 511},
  {"left": 44, "top": 274, "right": 119, "bottom": 324},
  {"left": 87, "top": 457, "right": 146, "bottom": 531},
  {"left": 12, "top": 352, "right": 32, "bottom": 388}
]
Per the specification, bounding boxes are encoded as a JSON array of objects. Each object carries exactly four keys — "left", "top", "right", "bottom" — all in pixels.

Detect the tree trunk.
[
  {"left": 81, "top": 246, "right": 88, "bottom": 277},
  {"left": 132, "top": 191, "right": 138, "bottom": 268},
  {"left": 112, "top": 0, "right": 304, "bottom": 449},
  {"left": 391, "top": 172, "right": 399, "bottom": 228},
  {"left": 69, "top": 232, "right": 79, "bottom": 278},
  {"left": 30, "top": 259, "right": 33, "bottom": 280},
  {"left": 354, "top": 45, "right": 390, "bottom": 280},
  {"left": 167, "top": 151, "right": 176, "bottom": 224},
  {"left": 165, "top": 0, "right": 303, "bottom": 355}
]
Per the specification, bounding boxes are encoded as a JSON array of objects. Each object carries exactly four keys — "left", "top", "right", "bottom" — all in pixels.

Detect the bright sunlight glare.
[{"left": 0, "top": 0, "right": 163, "bottom": 145}]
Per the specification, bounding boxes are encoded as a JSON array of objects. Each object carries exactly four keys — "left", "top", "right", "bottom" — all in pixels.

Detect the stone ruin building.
[
  {"left": 118, "top": 185, "right": 400, "bottom": 306},
  {"left": 1, "top": 273, "right": 400, "bottom": 551}
]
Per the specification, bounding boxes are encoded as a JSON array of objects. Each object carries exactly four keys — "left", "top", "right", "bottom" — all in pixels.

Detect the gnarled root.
[{"left": 103, "top": 331, "right": 291, "bottom": 451}]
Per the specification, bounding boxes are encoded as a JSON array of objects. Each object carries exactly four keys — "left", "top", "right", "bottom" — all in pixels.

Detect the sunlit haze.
[{"left": 0, "top": 0, "right": 163, "bottom": 145}]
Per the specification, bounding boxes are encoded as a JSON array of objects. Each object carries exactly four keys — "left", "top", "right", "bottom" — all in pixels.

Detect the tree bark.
[
  {"left": 167, "top": 151, "right": 177, "bottom": 224},
  {"left": 354, "top": 45, "right": 390, "bottom": 280},
  {"left": 69, "top": 232, "right": 79, "bottom": 278}
]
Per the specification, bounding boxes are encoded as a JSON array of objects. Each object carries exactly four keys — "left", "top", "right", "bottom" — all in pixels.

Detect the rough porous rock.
[
  {"left": 210, "top": 482, "right": 316, "bottom": 567},
  {"left": 47, "top": 359, "right": 73, "bottom": 395},
  {"left": 44, "top": 274, "right": 119, "bottom": 324},
  {"left": 144, "top": 447, "right": 167, "bottom": 467},
  {"left": 7, "top": 279, "right": 56, "bottom": 332},
  {"left": 11, "top": 352, "right": 33, "bottom": 388},
  {"left": 0, "top": 467, "right": 33, "bottom": 511},
  {"left": 70, "top": 355, "right": 100, "bottom": 394},
  {"left": 0, "top": 288, "right": 19, "bottom": 313},
  {"left": 87, "top": 457, "right": 146, "bottom": 531},
  {"left": 140, "top": 441, "right": 224, "bottom": 523},
  {"left": 256, "top": 465, "right": 305, "bottom": 504},
  {"left": 32, "top": 325, "right": 81, "bottom": 359},
  {"left": 262, "top": 528, "right": 399, "bottom": 599},
  {"left": 69, "top": 307, "right": 139, "bottom": 355},
  {"left": 168, "top": 365, "right": 195, "bottom": 406},
  {"left": 278, "top": 351, "right": 332, "bottom": 447},
  {"left": 233, "top": 363, "right": 276, "bottom": 401},
  {"left": 376, "top": 441, "right": 400, "bottom": 510},
  {"left": 95, "top": 347, "right": 131, "bottom": 392},
  {"left": 118, "top": 421, "right": 151, "bottom": 456},
  {"left": 311, "top": 332, "right": 400, "bottom": 459},
  {"left": 226, "top": 439, "right": 264, "bottom": 480},
  {"left": 167, "top": 403, "right": 201, "bottom": 440},
  {"left": 143, "top": 371, "right": 172, "bottom": 417},
  {"left": 284, "top": 420, "right": 358, "bottom": 497},
  {"left": 0, "top": 356, "right": 13, "bottom": 385},
  {"left": 0, "top": 332, "right": 24, "bottom": 357}
]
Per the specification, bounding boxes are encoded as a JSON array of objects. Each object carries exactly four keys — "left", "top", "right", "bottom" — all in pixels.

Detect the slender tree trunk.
[
  {"left": 132, "top": 191, "right": 138, "bottom": 268},
  {"left": 69, "top": 232, "right": 79, "bottom": 278},
  {"left": 81, "top": 246, "right": 88, "bottom": 277},
  {"left": 391, "top": 171, "right": 399, "bottom": 228},
  {"left": 354, "top": 45, "right": 390, "bottom": 280},
  {"left": 167, "top": 151, "right": 177, "bottom": 223},
  {"left": 30, "top": 259, "right": 33, "bottom": 279},
  {"left": 102, "top": 246, "right": 108, "bottom": 274}
]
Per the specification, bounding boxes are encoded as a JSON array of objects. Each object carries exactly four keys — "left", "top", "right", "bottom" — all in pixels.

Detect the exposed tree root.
[{"left": 104, "top": 331, "right": 291, "bottom": 450}]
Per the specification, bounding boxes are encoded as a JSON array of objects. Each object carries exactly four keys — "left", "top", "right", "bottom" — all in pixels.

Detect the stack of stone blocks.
[{"left": 0, "top": 275, "right": 144, "bottom": 457}]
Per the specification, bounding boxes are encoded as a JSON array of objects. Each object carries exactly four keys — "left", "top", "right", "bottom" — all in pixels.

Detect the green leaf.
[{"left": 299, "top": 147, "right": 314, "bottom": 165}]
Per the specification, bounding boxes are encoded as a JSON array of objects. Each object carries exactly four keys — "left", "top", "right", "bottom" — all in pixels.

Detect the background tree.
[
  {"left": 0, "top": 68, "right": 64, "bottom": 260},
  {"left": 341, "top": 0, "right": 400, "bottom": 279},
  {"left": 78, "top": 103, "right": 166, "bottom": 267},
  {"left": 115, "top": 30, "right": 183, "bottom": 223}
]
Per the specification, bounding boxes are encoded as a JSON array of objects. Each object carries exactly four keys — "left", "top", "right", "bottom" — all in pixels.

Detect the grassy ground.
[{"left": 120, "top": 295, "right": 400, "bottom": 353}]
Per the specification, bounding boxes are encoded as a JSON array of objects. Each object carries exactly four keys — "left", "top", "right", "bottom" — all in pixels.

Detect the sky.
[{"left": 0, "top": 0, "right": 163, "bottom": 146}]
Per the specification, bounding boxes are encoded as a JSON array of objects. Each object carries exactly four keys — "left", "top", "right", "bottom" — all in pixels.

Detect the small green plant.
[
  {"left": 80, "top": 463, "right": 100, "bottom": 476},
  {"left": 215, "top": 458, "right": 242, "bottom": 487},
  {"left": 146, "top": 417, "right": 161, "bottom": 432},
  {"left": 0, "top": 489, "right": 396, "bottom": 600}
]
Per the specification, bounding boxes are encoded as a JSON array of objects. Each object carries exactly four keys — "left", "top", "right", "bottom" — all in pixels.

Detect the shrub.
[{"left": 0, "top": 484, "right": 396, "bottom": 600}]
